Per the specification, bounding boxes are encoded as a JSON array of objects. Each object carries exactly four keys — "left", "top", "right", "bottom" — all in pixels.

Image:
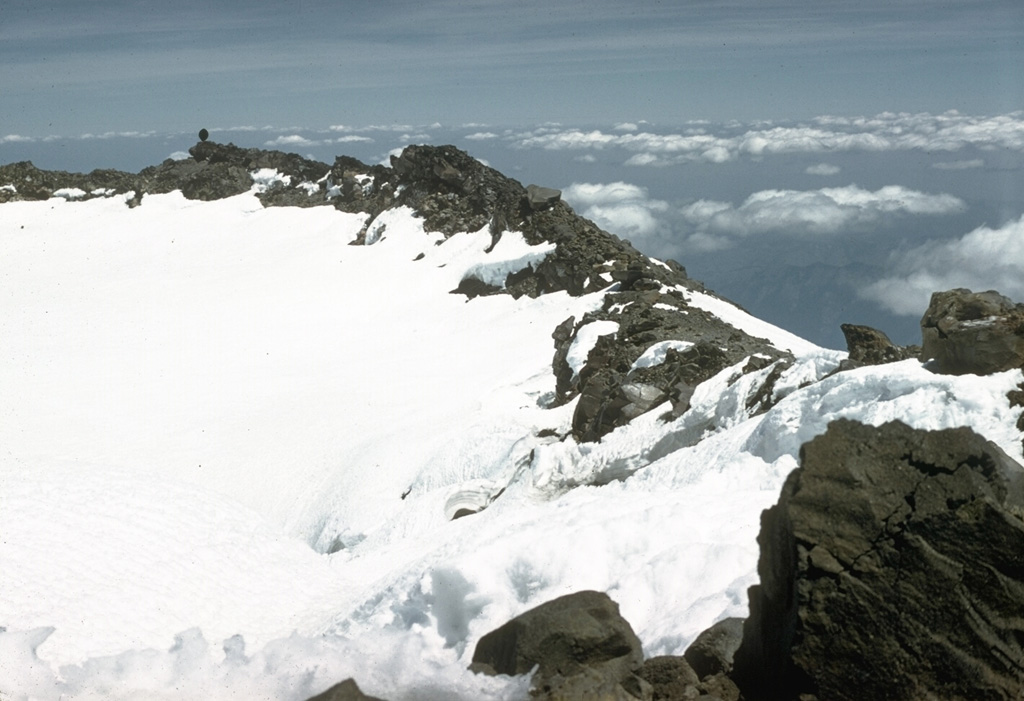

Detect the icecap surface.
[
  {"left": 1, "top": 191, "right": 1021, "bottom": 701},
  {"left": 681, "top": 286, "right": 822, "bottom": 356}
]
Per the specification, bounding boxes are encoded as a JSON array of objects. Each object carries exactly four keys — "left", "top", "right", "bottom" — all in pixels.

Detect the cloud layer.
[
  {"left": 861, "top": 214, "right": 1024, "bottom": 315},
  {"left": 680, "top": 185, "right": 965, "bottom": 249},
  {"left": 562, "top": 182, "right": 669, "bottom": 242},
  {"left": 510, "top": 111, "right": 1024, "bottom": 166}
]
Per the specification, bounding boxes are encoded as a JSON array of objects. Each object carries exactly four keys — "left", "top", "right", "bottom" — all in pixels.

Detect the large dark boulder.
[
  {"left": 471, "top": 590, "right": 648, "bottom": 699},
  {"left": 837, "top": 323, "right": 918, "bottom": 371},
  {"left": 733, "top": 418, "right": 1024, "bottom": 701},
  {"left": 683, "top": 616, "right": 744, "bottom": 680},
  {"left": 637, "top": 654, "right": 741, "bottom": 701},
  {"left": 526, "top": 184, "right": 562, "bottom": 211},
  {"left": 920, "top": 288, "right": 1024, "bottom": 375},
  {"left": 636, "top": 656, "right": 700, "bottom": 700}
]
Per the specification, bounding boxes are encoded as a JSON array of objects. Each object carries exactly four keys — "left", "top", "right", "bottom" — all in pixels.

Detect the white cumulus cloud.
[
  {"left": 806, "top": 163, "right": 841, "bottom": 176},
  {"left": 861, "top": 214, "right": 1024, "bottom": 315},
  {"left": 932, "top": 159, "right": 985, "bottom": 170},
  {"left": 331, "top": 135, "right": 374, "bottom": 144},
  {"left": 513, "top": 111, "right": 1024, "bottom": 166},
  {"left": 680, "top": 185, "right": 965, "bottom": 247},
  {"left": 562, "top": 182, "right": 669, "bottom": 242}
]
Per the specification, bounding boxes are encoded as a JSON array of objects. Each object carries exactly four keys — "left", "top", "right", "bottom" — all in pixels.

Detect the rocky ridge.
[{"left": 0, "top": 141, "right": 795, "bottom": 443}]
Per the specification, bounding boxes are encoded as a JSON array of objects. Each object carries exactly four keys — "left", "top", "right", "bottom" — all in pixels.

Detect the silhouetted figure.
[{"left": 198, "top": 128, "right": 209, "bottom": 142}]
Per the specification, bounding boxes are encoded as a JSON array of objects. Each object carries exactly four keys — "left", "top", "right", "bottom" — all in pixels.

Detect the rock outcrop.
[
  {"left": 470, "top": 590, "right": 650, "bottom": 699},
  {"left": 553, "top": 292, "right": 791, "bottom": 442},
  {"left": 141, "top": 141, "right": 332, "bottom": 204},
  {"left": 837, "top": 322, "right": 918, "bottom": 371},
  {"left": 733, "top": 418, "right": 1024, "bottom": 701},
  {"left": 920, "top": 288, "right": 1024, "bottom": 375},
  {"left": 0, "top": 161, "right": 139, "bottom": 203}
]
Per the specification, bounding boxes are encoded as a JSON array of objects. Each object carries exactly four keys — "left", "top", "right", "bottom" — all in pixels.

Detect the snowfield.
[{"left": 1, "top": 190, "right": 1021, "bottom": 700}]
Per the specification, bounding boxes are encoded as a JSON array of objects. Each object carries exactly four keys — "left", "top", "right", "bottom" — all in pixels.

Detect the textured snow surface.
[{"left": 1, "top": 192, "right": 1021, "bottom": 700}]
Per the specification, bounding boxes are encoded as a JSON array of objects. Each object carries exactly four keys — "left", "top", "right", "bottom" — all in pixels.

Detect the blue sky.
[
  {"left": 2, "top": 0, "right": 1022, "bottom": 136},
  {"left": 2, "top": 1, "right": 1023, "bottom": 349}
]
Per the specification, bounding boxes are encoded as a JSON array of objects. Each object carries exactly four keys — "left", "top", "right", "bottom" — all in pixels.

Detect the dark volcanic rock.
[
  {"left": 733, "top": 418, "right": 1024, "bottom": 701},
  {"left": 471, "top": 590, "right": 647, "bottom": 699},
  {"left": 388, "top": 144, "right": 526, "bottom": 239},
  {"left": 637, "top": 655, "right": 741, "bottom": 701},
  {"left": 138, "top": 141, "right": 332, "bottom": 204},
  {"left": 304, "top": 678, "right": 386, "bottom": 701},
  {"left": 683, "top": 617, "right": 744, "bottom": 680},
  {"left": 526, "top": 184, "right": 562, "bottom": 211},
  {"left": 920, "top": 288, "right": 1024, "bottom": 375},
  {"left": 0, "top": 161, "right": 138, "bottom": 202},
  {"left": 637, "top": 656, "right": 700, "bottom": 700},
  {"left": 555, "top": 289, "right": 792, "bottom": 442},
  {"left": 837, "top": 323, "right": 918, "bottom": 371}
]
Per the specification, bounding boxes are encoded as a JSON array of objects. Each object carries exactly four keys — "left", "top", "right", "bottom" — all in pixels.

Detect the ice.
[
  {"left": 680, "top": 286, "right": 826, "bottom": 355},
  {"left": 460, "top": 230, "right": 557, "bottom": 288},
  {"left": 1, "top": 189, "right": 1021, "bottom": 700},
  {"left": 630, "top": 339, "right": 695, "bottom": 371},
  {"left": 565, "top": 319, "right": 620, "bottom": 378},
  {"left": 250, "top": 168, "right": 293, "bottom": 191}
]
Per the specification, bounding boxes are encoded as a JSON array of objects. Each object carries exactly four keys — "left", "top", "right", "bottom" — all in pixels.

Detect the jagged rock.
[
  {"left": 471, "top": 590, "right": 646, "bottom": 700},
  {"left": 526, "top": 184, "right": 562, "bottom": 210},
  {"left": 684, "top": 617, "right": 744, "bottom": 680},
  {"left": 0, "top": 161, "right": 138, "bottom": 202},
  {"left": 552, "top": 286, "right": 791, "bottom": 442},
  {"left": 388, "top": 144, "right": 525, "bottom": 238},
  {"left": 636, "top": 656, "right": 741, "bottom": 701},
  {"left": 637, "top": 656, "right": 700, "bottom": 700},
  {"left": 326, "top": 156, "right": 393, "bottom": 217},
  {"left": 920, "top": 288, "right": 1024, "bottom": 375},
  {"left": 304, "top": 678, "right": 386, "bottom": 701},
  {"left": 132, "top": 141, "right": 332, "bottom": 203},
  {"left": 837, "top": 323, "right": 918, "bottom": 371},
  {"left": 733, "top": 418, "right": 1024, "bottom": 701}
]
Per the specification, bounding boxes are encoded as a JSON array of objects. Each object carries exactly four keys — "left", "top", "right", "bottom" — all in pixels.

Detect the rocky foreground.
[{"left": 3, "top": 142, "right": 1024, "bottom": 700}]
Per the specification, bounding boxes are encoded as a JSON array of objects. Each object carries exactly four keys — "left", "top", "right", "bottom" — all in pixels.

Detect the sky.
[
  {"left": 2, "top": 0, "right": 1024, "bottom": 349},
  {"left": 3, "top": 0, "right": 1023, "bottom": 135}
]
